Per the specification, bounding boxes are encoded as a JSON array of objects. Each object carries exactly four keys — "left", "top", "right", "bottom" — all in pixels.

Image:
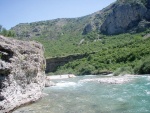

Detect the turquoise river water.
[{"left": 13, "top": 75, "right": 150, "bottom": 113}]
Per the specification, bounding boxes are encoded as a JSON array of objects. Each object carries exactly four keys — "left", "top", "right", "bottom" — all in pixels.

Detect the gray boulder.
[{"left": 0, "top": 35, "right": 46, "bottom": 113}]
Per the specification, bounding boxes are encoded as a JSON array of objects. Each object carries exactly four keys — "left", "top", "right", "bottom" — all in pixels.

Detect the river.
[{"left": 13, "top": 75, "right": 150, "bottom": 113}]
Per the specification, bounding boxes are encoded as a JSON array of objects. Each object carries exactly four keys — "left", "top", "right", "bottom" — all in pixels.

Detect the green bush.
[
  {"left": 78, "top": 64, "right": 95, "bottom": 75},
  {"left": 134, "top": 57, "right": 150, "bottom": 74},
  {"left": 113, "top": 67, "right": 134, "bottom": 76},
  {"left": 0, "top": 25, "right": 16, "bottom": 37},
  {"left": 51, "top": 32, "right": 150, "bottom": 75}
]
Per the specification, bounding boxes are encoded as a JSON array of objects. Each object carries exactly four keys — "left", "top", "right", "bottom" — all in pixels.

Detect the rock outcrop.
[
  {"left": 0, "top": 35, "right": 46, "bottom": 113},
  {"left": 100, "top": 0, "right": 150, "bottom": 35},
  {"left": 46, "top": 53, "right": 89, "bottom": 73}
]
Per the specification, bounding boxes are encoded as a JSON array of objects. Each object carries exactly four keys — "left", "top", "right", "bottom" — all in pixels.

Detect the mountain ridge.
[
  {"left": 11, "top": 0, "right": 150, "bottom": 38},
  {"left": 11, "top": 1, "right": 115, "bottom": 39}
]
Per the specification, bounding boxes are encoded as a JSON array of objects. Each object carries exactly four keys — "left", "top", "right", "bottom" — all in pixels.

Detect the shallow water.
[{"left": 13, "top": 75, "right": 150, "bottom": 113}]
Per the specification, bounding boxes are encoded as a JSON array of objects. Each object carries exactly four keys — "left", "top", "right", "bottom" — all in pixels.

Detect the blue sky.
[{"left": 0, "top": 0, "right": 116, "bottom": 29}]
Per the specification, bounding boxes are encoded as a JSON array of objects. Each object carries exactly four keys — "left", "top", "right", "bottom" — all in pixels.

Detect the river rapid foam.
[{"left": 13, "top": 75, "right": 150, "bottom": 113}]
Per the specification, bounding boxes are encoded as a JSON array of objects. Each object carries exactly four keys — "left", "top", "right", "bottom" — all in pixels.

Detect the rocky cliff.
[
  {"left": 46, "top": 54, "right": 89, "bottom": 73},
  {"left": 0, "top": 35, "right": 46, "bottom": 113},
  {"left": 100, "top": 0, "right": 150, "bottom": 35}
]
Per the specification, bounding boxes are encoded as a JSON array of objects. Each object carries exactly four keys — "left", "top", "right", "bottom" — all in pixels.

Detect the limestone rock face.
[
  {"left": 82, "top": 23, "right": 95, "bottom": 35},
  {"left": 0, "top": 35, "right": 46, "bottom": 113},
  {"left": 100, "top": 2, "right": 148, "bottom": 35}
]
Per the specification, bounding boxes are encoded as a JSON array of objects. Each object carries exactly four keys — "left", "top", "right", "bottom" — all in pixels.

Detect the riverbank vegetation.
[
  {"left": 11, "top": 26, "right": 150, "bottom": 75},
  {"left": 40, "top": 29, "right": 150, "bottom": 75}
]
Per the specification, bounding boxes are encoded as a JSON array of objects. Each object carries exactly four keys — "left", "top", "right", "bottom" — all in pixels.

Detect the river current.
[{"left": 13, "top": 75, "right": 150, "bottom": 113}]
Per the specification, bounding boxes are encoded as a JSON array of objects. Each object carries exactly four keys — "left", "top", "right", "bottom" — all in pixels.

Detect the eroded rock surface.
[
  {"left": 0, "top": 35, "right": 46, "bottom": 113},
  {"left": 100, "top": 0, "right": 150, "bottom": 35}
]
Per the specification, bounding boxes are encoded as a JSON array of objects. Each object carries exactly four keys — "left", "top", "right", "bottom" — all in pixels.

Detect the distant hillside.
[
  {"left": 11, "top": 0, "right": 150, "bottom": 39},
  {"left": 11, "top": 1, "right": 114, "bottom": 39}
]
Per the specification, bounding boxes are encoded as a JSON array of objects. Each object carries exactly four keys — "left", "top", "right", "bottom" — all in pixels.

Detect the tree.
[
  {"left": 0, "top": 25, "right": 2, "bottom": 32},
  {"left": 1, "top": 28, "right": 8, "bottom": 36},
  {"left": 0, "top": 25, "right": 16, "bottom": 37},
  {"left": 135, "top": 57, "right": 150, "bottom": 74}
]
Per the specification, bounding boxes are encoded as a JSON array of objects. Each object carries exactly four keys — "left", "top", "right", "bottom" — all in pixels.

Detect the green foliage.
[
  {"left": 84, "top": 31, "right": 101, "bottom": 41},
  {"left": 79, "top": 64, "right": 96, "bottom": 75},
  {"left": 134, "top": 57, "right": 150, "bottom": 74},
  {"left": 52, "top": 31, "right": 150, "bottom": 75},
  {"left": 0, "top": 25, "right": 16, "bottom": 37},
  {"left": 113, "top": 67, "right": 134, "bottom": 76},
  {"left": 1, "top": 28, "right": 8, "bottom": 36},
  {"left": 0, "top": 25, "right": 2, "bottom": 32}
]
